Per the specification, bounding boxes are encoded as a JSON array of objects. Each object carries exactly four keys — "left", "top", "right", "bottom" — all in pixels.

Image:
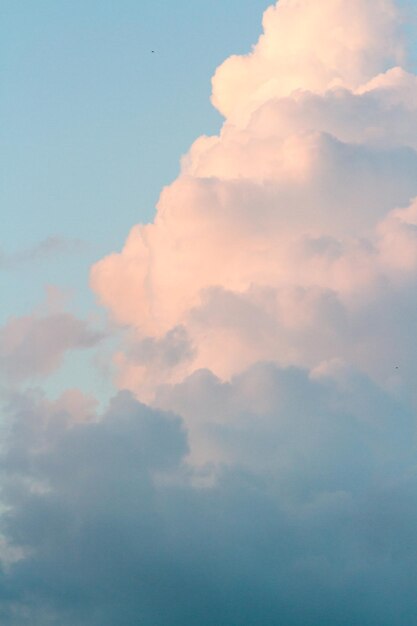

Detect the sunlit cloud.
[{"left": 91, "top": 0, "right": 417, "bottom": 414}]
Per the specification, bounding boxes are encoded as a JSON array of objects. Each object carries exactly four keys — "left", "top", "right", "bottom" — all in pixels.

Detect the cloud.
[
  {"left": 211, "top": 0, "right": 404, "bottom": 126},
  {"left": 90, "top": 0, "right": 417, "bottom": 406},
  {"left": 155, "top": 360, "right": 415, "bottom": 471},
  {"left": 0, "top": 367, "right": 416, "bottom": 624},
  {"left": 0, "top": 237, "right": 85, "bottom": 271},
  {"left": 3, "top": 1, "right": 417, "bottom": 623},
  {"left": 0, "top": 313, "right": 104, "bottom": 385}
]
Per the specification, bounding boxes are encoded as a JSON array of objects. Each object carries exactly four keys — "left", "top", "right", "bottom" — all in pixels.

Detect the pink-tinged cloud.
[
  {"left": 91, "top": 0, "right": 417, "bottom": 406},
  {"left": 211, "top": 0, "right": 403, "bottom": 126},
  {"left": 0, "top": 313, "right": 104, "bottom": 384}
]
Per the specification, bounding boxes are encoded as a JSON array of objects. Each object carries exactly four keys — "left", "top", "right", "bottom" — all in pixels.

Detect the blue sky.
[{"left": 2, "top": 0, "right": 271, "bottom": 320}]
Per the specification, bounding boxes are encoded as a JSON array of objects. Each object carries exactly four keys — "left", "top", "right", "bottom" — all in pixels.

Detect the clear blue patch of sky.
[{"left": 2, "top": 0, "right": 271, "bottom": 251}]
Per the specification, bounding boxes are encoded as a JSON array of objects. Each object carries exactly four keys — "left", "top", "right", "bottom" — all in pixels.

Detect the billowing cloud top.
[
  {"left": 91, "top": 0, "right": 417, "bottom": 413},
  {"left": 212, "top": 0, "right": 404, "bottom": 125}
]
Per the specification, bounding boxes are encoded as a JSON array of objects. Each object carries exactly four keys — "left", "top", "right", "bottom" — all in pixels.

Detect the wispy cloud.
[
  {"left": 0, "top": 312, "right": 105, "bottom": 385},
  {"left": 0, "top": 236, "right": 86, "bottom": 271}
]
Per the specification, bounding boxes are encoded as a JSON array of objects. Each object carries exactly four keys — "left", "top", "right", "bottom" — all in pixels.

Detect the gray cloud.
[{"left": 0, "top": 364, "right": 416, "bottom": 625}]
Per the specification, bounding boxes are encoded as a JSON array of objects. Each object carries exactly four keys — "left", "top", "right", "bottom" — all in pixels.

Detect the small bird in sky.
[{"left": 151, "top": 50, "right": 155, "bottom": 53}]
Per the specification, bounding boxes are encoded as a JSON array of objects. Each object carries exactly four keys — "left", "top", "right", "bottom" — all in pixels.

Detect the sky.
[
  {"left": 2, "top": 0, "right": 270, "bottom": 311},
  {"left": 1, "top": 0, "right": 270, "bottom": 399},
  {"left": 2, "top": 0, "right": 417, "bottom": 624}
]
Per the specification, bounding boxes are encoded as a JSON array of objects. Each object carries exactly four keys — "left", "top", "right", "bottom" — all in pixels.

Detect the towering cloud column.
[{"left": 91, "top": 0, "right": 417, "bottom": 403}]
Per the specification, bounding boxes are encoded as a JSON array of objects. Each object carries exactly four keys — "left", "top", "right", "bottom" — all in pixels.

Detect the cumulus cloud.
[
  {"left": 0, "top": 313, "right": 104, "bottom": 384},
  {"left": 3, "top": 0, "right": 417, "bottom": 623},
  {"left": 91, "top": 0, "right": 417, "bottom": 411},
  {"left": 211, "top": 0, "right": 404, "bottom": 121}
]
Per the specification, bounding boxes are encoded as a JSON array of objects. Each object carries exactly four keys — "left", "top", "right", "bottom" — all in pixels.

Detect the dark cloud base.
[{"left": 1, "top": 364, "right": 417, "bottom": 625}]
